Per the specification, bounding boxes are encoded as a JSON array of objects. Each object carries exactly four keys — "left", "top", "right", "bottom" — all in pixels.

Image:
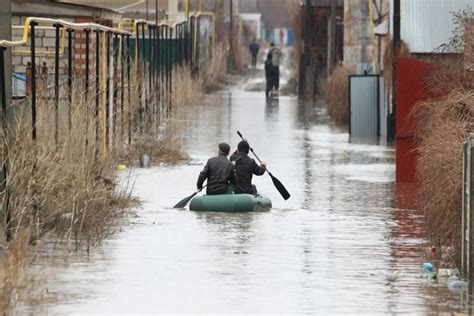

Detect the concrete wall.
[{"left": 343, "top": 0, "right": 374, "bottom": 66}]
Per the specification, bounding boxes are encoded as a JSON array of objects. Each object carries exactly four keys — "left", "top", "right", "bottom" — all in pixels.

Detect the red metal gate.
[{"left": 396, "top": 58, "right": 432, "bottom": 183}]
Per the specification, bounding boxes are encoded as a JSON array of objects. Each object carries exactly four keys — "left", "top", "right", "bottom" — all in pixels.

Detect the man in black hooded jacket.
[
  {"left": 197, "top": 143, "right": 235, "bottom": 195},
  {"left": 230, "top": 141, "right": 267, "bottom": 194}
]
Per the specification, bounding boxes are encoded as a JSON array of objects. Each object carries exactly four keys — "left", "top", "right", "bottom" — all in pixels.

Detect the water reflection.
[{"left": 264, "top": 97, "right": 279, "bottom": 120}]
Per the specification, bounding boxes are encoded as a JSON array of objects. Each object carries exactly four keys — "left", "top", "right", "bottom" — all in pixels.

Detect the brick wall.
[
  {"left": 11, "top": 16, "right": 73, "bottom": 75},
  {"left": 465, "top": 18, "right": 474, "bottom": 87},
  {"left": 11, "top": 16, "right": 112, "bottom": 76}
]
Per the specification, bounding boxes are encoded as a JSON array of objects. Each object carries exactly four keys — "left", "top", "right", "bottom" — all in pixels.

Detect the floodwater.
[{"left": 18, "top": 72, "right": 469, "bottom": 314}]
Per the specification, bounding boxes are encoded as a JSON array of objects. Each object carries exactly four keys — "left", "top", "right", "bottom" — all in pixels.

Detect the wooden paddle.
[
  {"left": 173, "top": 185, "right": 207, "bottom": 208},
  {"left": 237, "top": 131, "right": 290, "bottom": 200}
]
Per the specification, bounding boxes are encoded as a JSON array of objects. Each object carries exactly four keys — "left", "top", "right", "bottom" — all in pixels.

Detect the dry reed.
[
  {"left": 4, "top": 84, "right": 135, "bottom": 248},
  {"left": 0, "top": 230, "right": 30, "bottom": 312},
  {"left": 325, "top": 65, "right": 354, "bottom": 125},
  {"left": 382, "top": 37, "right": 410, "bottom": 92},
  {"left": 123, "top": 123, "right": 189, "bottom": 166},
  {"left": 412, "top": 90, "right": 474, "bottom": 263}
]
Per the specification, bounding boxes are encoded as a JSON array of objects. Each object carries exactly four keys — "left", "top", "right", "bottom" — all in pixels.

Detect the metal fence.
[
  {"left": 348, "top": 74, "right": 387, "bottom": 142},
  {"left": 462, "top": 134, "right": 474, "bottom": 281},
  {"left": 0, "top": 14, "right": 215, "bottom": 240},
  {"left": 349, "top": 74, "right": 381, "bottom": 142}
]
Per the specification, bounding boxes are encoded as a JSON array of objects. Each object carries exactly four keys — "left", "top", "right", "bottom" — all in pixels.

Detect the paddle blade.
[
  {"left": 269, "top": 172, "right": 290, "bottom": 200},
  {"left": 173, "top": 192, "right": 197, "bottom": 208}
]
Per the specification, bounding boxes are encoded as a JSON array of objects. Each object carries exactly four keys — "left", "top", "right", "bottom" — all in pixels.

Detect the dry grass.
[
  {"left": 325, "top": 65, "right": 355, "bottom": 125},
  {"left": 172, "top": 43, "right": 227, "bottom": 108},
  {"left": 200, "top": 43, "right": 228, "bottom": 91},
  {"left": 382, "top": 37, "right": 410, "bottom": 92},
  {"left": 172, "top": 66, "right": 204, "bottom": 108},
  {"left": 0, "top": 230, "right": 30, "bottom": 312},
  {"left": 412, "top": 90, "right": 474, "bottom": 263},
  {"left": 4, "top": 88, "right": 135, "bottom": 249},
  {"left": 0, "top": 77, "right": 136, "bottom": 311},
  {"left": 123, "top": 123, "right": 189, "bottom": 166}
]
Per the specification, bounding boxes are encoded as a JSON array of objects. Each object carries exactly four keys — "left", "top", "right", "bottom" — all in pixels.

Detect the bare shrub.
[
  {"left": 325, "top": 65, "right": 355, "bottom": 125},
  {"left": 421, "top": 55, "right": 466, "bottom": 97},
  {"left": 382, "top": 37, "right": 410, "bottom": 93},
  {"left": 412, "top": 90, "right": 474, "bottom": 262}
]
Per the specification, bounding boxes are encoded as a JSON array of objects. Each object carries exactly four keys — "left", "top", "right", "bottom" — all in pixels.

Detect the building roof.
[
  {"left": 56, "top": 0, "right": 167, "bottom": 14},
  {"left": 301, "top": 0, "right": 343, "bottom": 7},
  {"left": 395, "top": 0, "right": 473, "bottom": 53},
  {"left": 12, "top": 0, "right": 123, "bottom": 20}
]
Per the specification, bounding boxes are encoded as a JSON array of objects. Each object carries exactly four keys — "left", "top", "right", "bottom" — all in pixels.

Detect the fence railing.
[{"left": 0, "top": 13, "right": 215, "bottom": 240}]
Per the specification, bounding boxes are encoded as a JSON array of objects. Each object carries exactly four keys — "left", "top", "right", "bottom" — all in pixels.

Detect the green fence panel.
[{"left": 114, "top": 38, "right": 178, "bottom": 68}]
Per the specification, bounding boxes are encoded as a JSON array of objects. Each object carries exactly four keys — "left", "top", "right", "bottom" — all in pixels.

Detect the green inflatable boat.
[{"left": 189, "top": 194, "right": 272, "bottom": 212}]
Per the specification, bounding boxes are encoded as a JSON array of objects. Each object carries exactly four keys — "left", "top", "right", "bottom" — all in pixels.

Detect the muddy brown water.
[{"left": 16, "top": 78, "right": 471, "bottom": 314}]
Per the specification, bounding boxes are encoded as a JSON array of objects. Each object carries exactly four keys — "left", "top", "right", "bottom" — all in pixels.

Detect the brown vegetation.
[
  {"left": 420, "top": 55, "right": 466, "bottom": 97},
  {"left": 382, "top": 37, "right": 410, "bottom": 92},
  {"left": 412, "top": 90, "right": 474, "bottom": 262},
  {"left": 124, "top": 124, "right": 189, "bottom": 166},
  {"left": 0, "top": 230, "right": 30, "bottom": 312},
  {"left": 325, "top": 65, "right": 355, "bottom": 125},
  {"left": 4, "top": 87, "right": 135, "bottom": 249}
]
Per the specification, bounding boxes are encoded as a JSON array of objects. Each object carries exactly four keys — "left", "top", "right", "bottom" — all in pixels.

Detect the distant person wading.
[
  {"left": 265, "top": 43, "right": 283, "bottom": 97},
  {"left": 249, "top": 38, "right": 260, "bottom": 69}
]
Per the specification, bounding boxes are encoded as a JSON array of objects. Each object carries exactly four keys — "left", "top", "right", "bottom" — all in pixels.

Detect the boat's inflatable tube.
[{"left": 189, "top": 194, "right": 272, "bottom": 212}]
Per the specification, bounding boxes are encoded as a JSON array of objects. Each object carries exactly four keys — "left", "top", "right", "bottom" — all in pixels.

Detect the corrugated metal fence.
[
  {"left": 349, "top": 74, "right": 386, "bottom": 142},
  {"left": 462, "top": 134, "right": 474, "bottom": 283}
]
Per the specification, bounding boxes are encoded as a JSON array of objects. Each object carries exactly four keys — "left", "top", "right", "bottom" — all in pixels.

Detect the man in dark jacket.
[
  {"left": 265, "top": 52, "right": 273, "bottom": 97},
  {"left": 197, "top": 143, "right": 235, "bottom": 195},
  {"left": 249, "top": 38, "right": 259, "bottom": 69},
  {"left": 230, "top": 141, "right": 267, "bottom": 194}
]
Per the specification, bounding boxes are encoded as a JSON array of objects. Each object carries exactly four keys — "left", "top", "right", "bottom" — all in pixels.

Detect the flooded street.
[{"left": 20, "top": 74, "right": 465, "bottom": 314}]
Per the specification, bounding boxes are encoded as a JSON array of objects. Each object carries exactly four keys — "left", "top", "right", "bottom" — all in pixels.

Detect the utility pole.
[
  {"left": 298, "top": 0, "right": 311, "bottom": 98},
  {"left": 155, "top": 0, "right": 158, "bottom": 25},
  {"left": 389, "top": 0, "right": 400, "bottom": 142},
  {"left": 229, "top": 0, "right": 234, "bottom": 71},
  {"left": 327, "top": 0, "right": 337, "bottom": 75},
  {"left": 185, "top": 0, "right": 189, "bottom": 19},
  {"left": 0, "top": 0, "right": 11, "bottom": 242},
  {"left": 146, "top": 0, "right": 149, "bottom": 20},
  {"left": 0, "top": 0, "right": 11, "bottom": 108}
]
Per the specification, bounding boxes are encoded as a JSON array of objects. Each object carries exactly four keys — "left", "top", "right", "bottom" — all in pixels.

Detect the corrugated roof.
[
  {"left": 299, "top": 0, "right": 343, "bottom": 7},
  {"left": 397, "top": 0, "right": 473, "bottom": 53}
]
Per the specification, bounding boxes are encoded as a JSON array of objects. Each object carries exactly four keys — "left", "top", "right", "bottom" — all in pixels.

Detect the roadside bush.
[
  {"left": 412, "top": 90, "right": 474, "bottom": 261},
  {"left": 325, "top": 65, "right": 354, "bottom": 125}
]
